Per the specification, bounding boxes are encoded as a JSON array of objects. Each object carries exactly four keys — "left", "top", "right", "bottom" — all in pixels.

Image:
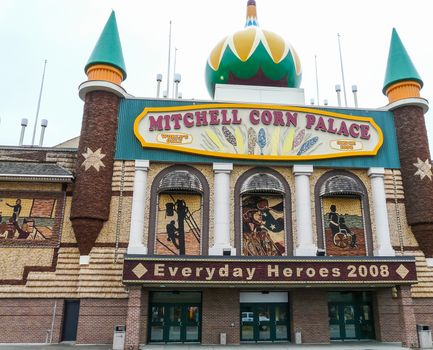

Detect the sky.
[{"left": 0, "top": 0, "right": 432, "bottom": 149}]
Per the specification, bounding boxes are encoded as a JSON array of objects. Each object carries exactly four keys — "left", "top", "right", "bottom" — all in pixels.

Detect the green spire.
[
  {"left": 383, "top": 28, "right": 422, "bottom": 94},
  {"left": 85, "top": 11, "right": 127, "bottom": 79}
]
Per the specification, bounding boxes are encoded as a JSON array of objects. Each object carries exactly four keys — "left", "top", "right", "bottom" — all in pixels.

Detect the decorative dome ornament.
[{"left": 205, "top": 0, "right": 302, "bottom": 97}]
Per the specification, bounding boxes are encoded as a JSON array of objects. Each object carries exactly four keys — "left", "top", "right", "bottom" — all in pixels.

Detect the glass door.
[
  {"left": 342, "top": 304, "right": 356, "bottom": 339},
  {"left": 241, "top": 303, "right": 289, "bottom": 342},
  {"left": 149, "top": 305, "right": 165, "bottom": 342},
  {"left": 328, "top": 301, "right": 374, "bottom": 340},
  {"left": 257, "top": 304, "right": 272, "bottom": 341},
  {"left": 166, "top": 305, "right": 182, "bottom": 342},
  {"left": 149, "top": 292, "right": 202, "bottom": 343},
  {"left": 184, "top": 305, "right": 200, "bottom": 342},
  {"left": 358, "top": 303, "right": 375, "bottom": 339},
  {"left": 152, "top": 304, "right": 201, "bottom": 343},
  {"left": 241, "top": 304, "right": 256, "bottom": 341},
  {"left": 274, "top": 304, "right": 289, "bottom": 341}
]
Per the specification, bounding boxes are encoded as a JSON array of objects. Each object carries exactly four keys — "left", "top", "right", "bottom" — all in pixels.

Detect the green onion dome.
[{"left": 205, "top": 0, "right": 302, "bottom": 98}]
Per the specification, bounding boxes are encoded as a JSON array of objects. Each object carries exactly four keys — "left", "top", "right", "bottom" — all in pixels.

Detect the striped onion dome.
[{"left": 205, "top": 0, "right": 302, "bottom": 97}]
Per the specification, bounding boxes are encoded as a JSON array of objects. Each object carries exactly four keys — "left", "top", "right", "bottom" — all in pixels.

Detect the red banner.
[{"left": 123, "top": 256, "right": 417, "bottom": 286}]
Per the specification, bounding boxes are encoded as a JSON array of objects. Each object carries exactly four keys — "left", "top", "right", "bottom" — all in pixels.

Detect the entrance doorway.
[
  {"left": 328, "top": 291, "right": 375, "bottom": 340},
  {"left": 149, "top": 292, "right": 201, "bottom": 343},
  {"left": 61, "top": 300, "right": 80, "bottom": 342},
  {"left": 240, "top": 303, "right": 290, "bottom": 342}
]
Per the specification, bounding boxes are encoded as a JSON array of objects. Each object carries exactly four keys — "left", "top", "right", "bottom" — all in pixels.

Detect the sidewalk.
[{"left": 0, "top": 342, "right": 411, "bottom": 350}]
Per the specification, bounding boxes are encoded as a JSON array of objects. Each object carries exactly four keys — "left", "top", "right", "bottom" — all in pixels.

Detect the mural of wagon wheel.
[{"left": 333, "top": 232, "right": 350, "bottom": 248}]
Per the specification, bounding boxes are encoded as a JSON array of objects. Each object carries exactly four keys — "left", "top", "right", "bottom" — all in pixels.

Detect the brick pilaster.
[
  {"left": 398, "top": 286, "right": 418, "bottom": 348},
  {"left": 202, "top": 288, "right": 240, "bottom": 345},
  {"left": 291, "top": 289, "right": 329, "bottom": 343},
  {"left": 125, "top": 286, "right": 143, "bottom": 350}
]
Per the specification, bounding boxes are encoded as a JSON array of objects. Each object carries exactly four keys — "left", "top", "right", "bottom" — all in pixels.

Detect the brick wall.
[
  {"left": 202, "top": 288, "right": 240, "bottom": 345},
  {"left": 139, "top": 290, "right": 149, "bottom": 344},
  {"left": 374, "top": 288, "right": 401, "bottom": 342},
  {"left": 291, "top": 289, "right": 329, "bottom": 343},
  {"left": 414, "top": 297, "right": 433, "bottom": 345},
  {"left": 76, "top": 298, "right": 128, "bottom": 344},
  {"left": 0, "top": 298, "right": 64, "bottom": 343}
]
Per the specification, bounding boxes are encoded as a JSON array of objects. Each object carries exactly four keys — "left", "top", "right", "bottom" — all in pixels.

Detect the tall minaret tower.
[
  {"left": 71, "top": 11, "right": 127, "bottom": 262},
  {"left": 383, "top": 28, "right": 433, "bottom": 257}
]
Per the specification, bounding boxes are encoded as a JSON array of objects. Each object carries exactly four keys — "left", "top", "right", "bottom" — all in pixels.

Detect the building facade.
[{"left": 1, "top": 2, "right": 433, "bottom": 349}]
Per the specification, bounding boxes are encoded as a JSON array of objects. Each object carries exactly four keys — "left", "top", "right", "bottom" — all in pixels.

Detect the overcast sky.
[{"left": 0, "top": 0, "right": 432, "bottom": 149}]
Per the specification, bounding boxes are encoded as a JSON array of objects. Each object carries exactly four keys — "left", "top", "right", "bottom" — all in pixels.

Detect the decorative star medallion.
[
  {"left": 413, "top": 157, "right": 433, "bottom": 180},
  {"left": 81, "top": 147, "right": 106, "bottom": 172}
]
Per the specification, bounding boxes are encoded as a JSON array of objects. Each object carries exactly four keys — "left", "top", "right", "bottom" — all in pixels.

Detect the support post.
[
  {"left": 293, "top": 165, "right": 317, "bottom": 256},
  {"left": 127, "top": 160, "right": 150, "bottom": 255},
  {"left": 209, "top": 163, "right": 236, "bottom": 255},
  {"left": 368, "top": 167, "right": 395, "bottom": 256},
  {"left": 125, "top": 286, "right": 143, "bottom": 350},
  {"left": 398, "top": 286, "right": 418, "bottom": 348}
]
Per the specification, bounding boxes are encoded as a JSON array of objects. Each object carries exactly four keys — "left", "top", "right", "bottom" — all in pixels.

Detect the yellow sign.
[{"left": 133, "top": 104, "right": 383, "bottom": 161}]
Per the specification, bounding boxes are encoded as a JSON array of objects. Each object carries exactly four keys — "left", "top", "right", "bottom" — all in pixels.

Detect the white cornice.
[
  {"left": 380, "top": 97, "right": 429, "bottom": 113},
  {"left": 78, "top": 80, "right": 133, "bottom": 101}
]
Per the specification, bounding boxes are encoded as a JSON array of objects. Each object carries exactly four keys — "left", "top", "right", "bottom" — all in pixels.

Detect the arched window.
[
  {"left": 315, "top": 170, "right": 373, "bottom": 256},
  {"left": 148, "top": 165, "right": 210, "bottom": 256},
  {"left": 234, "top": 168, "right": 292, "bottom": 256}
]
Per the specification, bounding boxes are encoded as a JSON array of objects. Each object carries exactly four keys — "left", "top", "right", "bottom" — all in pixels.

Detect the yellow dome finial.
[{"left": 245, "top": 0, "right": 259, "bottom": 27}]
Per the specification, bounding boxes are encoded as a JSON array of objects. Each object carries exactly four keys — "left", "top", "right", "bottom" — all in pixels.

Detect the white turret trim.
[
  {"left": 382, "top": 97, "right": 429, "bottom": 113},
  {"left": 78, "top": 80, "right": 133, "bottom": 101}
]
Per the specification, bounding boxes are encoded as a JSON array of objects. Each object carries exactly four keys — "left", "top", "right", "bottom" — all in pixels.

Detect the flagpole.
[
  {"left": 314, "top": 55, "right": 320, "bottom": 105},
  {"left": 31, "top": 59, "right": 47, "bottom": 146},
  {"left": 337, "top": 33, "right": 348, "bottom": 107},
  {"left": 166, "top": 21, "right": 172, "bottom": 98}
]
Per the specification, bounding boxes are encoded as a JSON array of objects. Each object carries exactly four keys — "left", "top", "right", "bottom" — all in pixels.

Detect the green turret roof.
[
  {"left": 85, "top": 11, "right": 127, "bottom": 79},
  {"left": 383, "top": 28, "right": 422, "bottom": 94}
]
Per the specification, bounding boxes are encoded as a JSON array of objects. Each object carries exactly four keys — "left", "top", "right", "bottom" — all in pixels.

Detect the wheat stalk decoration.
[
  {"left": 222, "top": 126, "right": 237, "bottom": 153},
  {"left": 258, "top": 128, "right": 267, "bottom": 155},
  {"left": 248, "top": 127, "right": 257, "bottom": 154}
]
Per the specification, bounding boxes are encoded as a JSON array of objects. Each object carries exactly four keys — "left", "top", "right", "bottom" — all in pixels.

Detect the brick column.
[
  {"left": 202, "top": 288, "right": 240, "bottom": 344},
  {"left": 398, "top": 285, "right": 418, "bottom": 348},
  {"left": 125, "top": 286, "right": 143, "bottom": 350},
  {"left": 291, "top": 289, "right": 330, "bottom": 343}
]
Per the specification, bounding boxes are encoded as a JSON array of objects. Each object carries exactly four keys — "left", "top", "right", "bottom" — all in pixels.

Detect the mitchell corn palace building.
[{"left": 1, "top": 1, "right": 433, "bottom": 348}]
